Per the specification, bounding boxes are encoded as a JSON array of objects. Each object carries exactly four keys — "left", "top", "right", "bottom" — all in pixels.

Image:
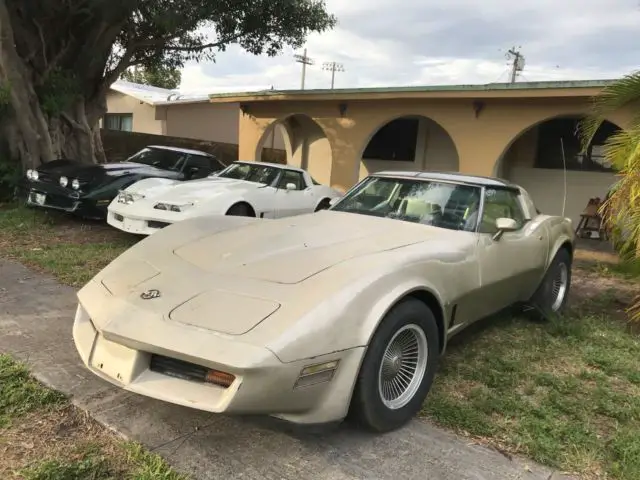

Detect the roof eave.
[{"left": 209, "top": 79, "right": 618, "bottom": 104}]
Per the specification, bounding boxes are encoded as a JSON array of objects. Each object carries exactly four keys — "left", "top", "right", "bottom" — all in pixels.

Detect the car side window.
[
  {"left": 277, "top": 170, "right": 306, "bottom": 190},
  {"left": 186, "top": 155, "right": 213, "bottom": 170},
  {"left": 478, "top": 188, "right": 526, "bottom": 234}
]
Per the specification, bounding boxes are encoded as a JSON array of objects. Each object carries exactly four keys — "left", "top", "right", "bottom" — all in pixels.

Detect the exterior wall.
[
  {"left": 106, "top": 93, "right": 286, "bottom": 150},
  {"left": 237, "top": 97, "right": 633, "bottom": 194},
  {"left": 164, "top": 102, "right": 238, "bottom": 144},
  {"left": 163, "top": 102, "right": 285, "bottom": 150},
  {"left": 105, "top": 91, "right": 164, "bottom": 135}
]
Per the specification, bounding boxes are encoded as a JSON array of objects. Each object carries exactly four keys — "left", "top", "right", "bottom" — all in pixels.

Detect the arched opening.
[
  {"left": 255, "top": 122, "right": 289, "bottom": 165},
  {"left": 255, "top": 114, "right": 333, "bottom": 185},
  {"left": 357, "top": 115, "right": 459, "bottom": 180},
  {"left": 496, "top": 115, "right": 620, "bottom": 225}
]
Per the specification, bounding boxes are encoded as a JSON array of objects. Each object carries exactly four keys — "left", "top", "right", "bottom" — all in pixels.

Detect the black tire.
[
  {"left": 225, "top": 203, "right": 254, "bottom": 217},
  {"left": 528, "top": 248, "right": 572, "bottom": 320},
  {"left": 314, "top": 198, "right": 331, "bottom": 212},
  {"left": 349, "top": 298, "right": 440, "bottom": 433}
]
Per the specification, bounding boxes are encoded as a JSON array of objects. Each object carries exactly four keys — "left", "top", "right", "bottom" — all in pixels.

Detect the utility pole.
[
  {"left": 293, "top": 48, "right": 314, "bottom": 90},
  {"left": 506, "top": 47, "right": 525, "bottom": 83},
  {"left": 322, "top": 61, "right": 344, "bottom": 89}
]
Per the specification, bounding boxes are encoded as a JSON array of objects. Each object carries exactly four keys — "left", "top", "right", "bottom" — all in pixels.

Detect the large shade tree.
[
  {"left": 0, "top": 0, "right": 336, "bottom": 168},
  {"left": 580, "top": 72, "right": 640, "bottom": 321},
  {"left": 121, "top": 65, "right": 182, "bottom": 90}
]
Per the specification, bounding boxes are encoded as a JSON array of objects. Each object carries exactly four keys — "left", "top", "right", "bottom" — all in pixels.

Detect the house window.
[
  {"left": 533, "top": 118, "right": 616, "bottom": 172},
  {"left": 362, "top": 118, "right": 419, "bottom": 161},
  {"left": 104, "top": 113, "right": 133, "bottom": 132}
]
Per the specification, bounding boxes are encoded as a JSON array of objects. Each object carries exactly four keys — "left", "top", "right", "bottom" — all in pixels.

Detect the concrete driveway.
[{"left": 0, "top": 259, "right": 571, "bottom": 480}]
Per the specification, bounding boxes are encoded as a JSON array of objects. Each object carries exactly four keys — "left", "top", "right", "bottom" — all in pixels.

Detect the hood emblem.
[{"left": 140, "top": 289, "right": 161, "bottom": 300}]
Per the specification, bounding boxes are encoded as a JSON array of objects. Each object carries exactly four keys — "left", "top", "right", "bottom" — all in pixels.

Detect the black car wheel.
[
  {"left": 225, "top": 202, "right": 254, "bottom": 217},
  {"left": 527, "top": 248, "right": 572, "bottom": 320},
  {"left": 314, "top": 198, "right": 332, "bottom": 212},
  {"left": 349, "top": 298, "right": 440, "bottom": 433}
]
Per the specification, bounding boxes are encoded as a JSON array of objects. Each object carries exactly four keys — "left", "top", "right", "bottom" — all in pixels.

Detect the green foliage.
[
  {"left": 0, "top": 156, "right": 21, "bottom": 201},
  {"left": 20, "top": 455, "right": 113, "bottom": 480},
  {"left": 0, "top": 354, "right": 66, "bottom": 428},
  {"left": 36, "top": 68, "right": 80, "bottom": 116},
  {"left": 121, "top": 65, "right": 181, "bottom": 89},
  {"left": 107, "top": 1, "right": 337, "bottom": 75},
  {"left": 580, "top": 71, "right": 640, "bottom": 322},
  {"left": 0, "top": 81, "right": 11, "bottom": 117}
]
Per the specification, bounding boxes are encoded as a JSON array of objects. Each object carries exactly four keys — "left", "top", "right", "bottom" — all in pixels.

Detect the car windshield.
[
  {"left": 331, "top": 176, "right": 482, "bottom": 232},
  {"left": 127, "top": 147, "right": 187, "bottom": 171},
  {"left": 217, "top": 162, "right": 280, "bottom": 185}
]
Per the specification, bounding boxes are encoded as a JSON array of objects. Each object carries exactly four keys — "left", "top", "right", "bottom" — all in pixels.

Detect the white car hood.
[
  {"left": 172, "top": 211, "right": 468, "bottom": 284},
  {"left": 139, "top": 177, "right": 263, "bottom": 203}
]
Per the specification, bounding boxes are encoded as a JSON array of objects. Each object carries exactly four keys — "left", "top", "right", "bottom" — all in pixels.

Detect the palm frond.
[
  {"left": 579, "top": 71, "right": 640, "bottom": 152},
  {"left": 577, "top": 71, "right": 640, "bottom": 322}
]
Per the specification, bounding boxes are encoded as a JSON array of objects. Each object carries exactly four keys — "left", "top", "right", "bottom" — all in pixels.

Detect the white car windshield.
[
  {"left": 331, "top": 176, "right": 482, "bottom": 232},
  {"left": 217, "top": 162, "right": 280, "bottom": 185}
]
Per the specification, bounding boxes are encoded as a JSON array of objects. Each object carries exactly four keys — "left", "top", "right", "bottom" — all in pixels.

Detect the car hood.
[
  {"left": 89, "top": 212, "right": 473, "bottom": 340},
  {"left": 38, "top": 160, "right": 172, "bottom": 181},
  {"left": 172, "top": 210, "right": 467, "bottom": 284},
  {"left": 135, "top": 176, "right": 265, "bottom": 203}
]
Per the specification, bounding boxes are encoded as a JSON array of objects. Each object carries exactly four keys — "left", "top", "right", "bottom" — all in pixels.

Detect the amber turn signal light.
[{"left": 205, "top": 369, "right": 235, "bottom": 388}]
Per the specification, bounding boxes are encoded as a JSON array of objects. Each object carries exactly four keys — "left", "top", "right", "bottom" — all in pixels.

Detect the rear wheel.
[
  {"left": 315, "top": 198, "right": 331, "bottom": 212},
  {"left": 225, "top": 203, "right": 254, "bottom": 217},
  {"left": 528, "top": 248, "right": 572, "bottom": 319},
  {"left": 349, "top": 298, "right": 440, "bottom": 433}
]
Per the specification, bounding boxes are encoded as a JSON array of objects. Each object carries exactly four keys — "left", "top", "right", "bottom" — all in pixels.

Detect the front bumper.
[
  {"left": 107, "top": 202, "right": 187, "bottom": 235},
  {"left": 25, "top": 185, "right": 109, "bottom": 218},
  {"left": 73, "top": 280, "right": 364, "bottom": 424}
]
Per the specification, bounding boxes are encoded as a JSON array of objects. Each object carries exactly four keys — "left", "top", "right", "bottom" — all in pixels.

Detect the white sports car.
[
  {"left": 106, "top": 161, "right": 342, "bottom": 235},
  {"left": 74, "top": 171, "right": 574, "bottom": 433}
]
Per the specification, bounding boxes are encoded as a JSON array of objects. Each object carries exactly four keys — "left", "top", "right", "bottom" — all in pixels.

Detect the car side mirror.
[
  {"left": 329, "top": 197, "right": 341, "bottom": 207},
  {"left": 493, "top": 217, "right": 518, "bottom": 241},
  {"left": 285, "top": 182, "right": 297, "bottom": 191}
]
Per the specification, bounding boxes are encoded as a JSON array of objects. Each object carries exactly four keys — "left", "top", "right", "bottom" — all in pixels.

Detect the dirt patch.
[
  {"left": 570, "top": 265, "right": 637, "bottom": 318},
  {"left": 0, "top": 406, "right": 120, "bottom": 478}
]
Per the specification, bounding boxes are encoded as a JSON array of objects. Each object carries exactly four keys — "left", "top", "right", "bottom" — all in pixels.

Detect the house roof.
[
  {"left": 110, "top": 80, "right": 276, "bottom": 106},
  {"left": 110, "top": 80, "right": 211, "bottom": 106},
  {"left": 208, "top": 79, "right": 619, "bottom": 103}
]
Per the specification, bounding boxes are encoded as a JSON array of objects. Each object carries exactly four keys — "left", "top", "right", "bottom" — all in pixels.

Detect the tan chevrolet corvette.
[{"left": 73, "top": 171, "right": 575, "bottom": 433}]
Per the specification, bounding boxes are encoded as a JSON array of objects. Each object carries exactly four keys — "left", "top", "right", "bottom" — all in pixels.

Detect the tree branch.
[{"left": 136, "top": 31, "right": 248, "bottom": 54}]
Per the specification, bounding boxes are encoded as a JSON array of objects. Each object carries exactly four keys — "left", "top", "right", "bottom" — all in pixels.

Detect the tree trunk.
[{"left": 0, "top": 0, "right": 108, "bottom": 169}]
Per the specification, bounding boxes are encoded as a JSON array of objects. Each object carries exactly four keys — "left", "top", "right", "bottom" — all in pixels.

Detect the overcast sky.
[{"left": 179, "top": 0, "right": 640, "bottom": 94}]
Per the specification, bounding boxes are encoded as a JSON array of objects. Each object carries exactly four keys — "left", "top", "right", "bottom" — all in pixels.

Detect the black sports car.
[{"left": 23, "top": 145, "right": 226, "bottom": 219}]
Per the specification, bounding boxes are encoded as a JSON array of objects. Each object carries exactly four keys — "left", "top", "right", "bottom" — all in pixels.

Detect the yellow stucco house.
[
  {"left": 209, "top": 79, "right": 630, "bottom": 225},
  {"left": 104, "top": 80, "right": 285, "bottom": 149}
]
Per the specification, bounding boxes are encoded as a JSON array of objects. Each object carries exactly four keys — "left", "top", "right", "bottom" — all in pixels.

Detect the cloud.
[{"left": 178, "top": 0, "right": 640, "bottom": 93}]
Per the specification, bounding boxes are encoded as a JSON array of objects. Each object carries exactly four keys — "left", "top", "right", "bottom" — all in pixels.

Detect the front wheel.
[
  {"left": 527, "top": 248, "right": 572, "bottom": 319},
  {"left": 225, "top": 203, "right": 254, "bottom": 217},
  {"left": 349, "top": 298, "right": 440, "bottom": 433},
  {"left": 314, "top": 198, "right": 331, "bottom": 212}
]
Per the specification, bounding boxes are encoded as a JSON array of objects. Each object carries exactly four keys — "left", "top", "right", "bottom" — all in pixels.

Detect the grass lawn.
[
  {"left": 1, "top": 203, "right": 639, "bottom": 479},
  {"left": 0, "top": 354, "right": 186, "bottom": 479},
  {"left": 0, "top": 204, "right": 136, "bottom": 286}
]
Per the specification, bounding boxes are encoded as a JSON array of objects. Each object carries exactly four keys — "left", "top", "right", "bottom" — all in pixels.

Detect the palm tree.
[{"left": 580, "top": 72, "right": 640, "bottom": 322}]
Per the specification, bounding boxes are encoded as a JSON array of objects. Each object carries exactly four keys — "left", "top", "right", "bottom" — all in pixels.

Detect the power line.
[
  {"left": 293, "top": 48, "right": 314, "bottom": 90},
  {"left": 322, "top": 61, "right": 345, "bottom": 89}
]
